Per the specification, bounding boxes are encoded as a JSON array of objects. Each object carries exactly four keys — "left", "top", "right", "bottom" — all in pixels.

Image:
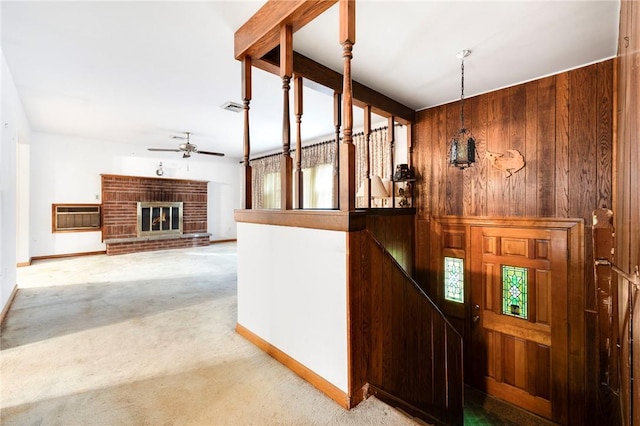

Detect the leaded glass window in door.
[
  {"left": 444, "top": 257, "right": 464, "bottom": 303},
  {"left": 502, "top": 265, "right": 528, "bottom": 319}
]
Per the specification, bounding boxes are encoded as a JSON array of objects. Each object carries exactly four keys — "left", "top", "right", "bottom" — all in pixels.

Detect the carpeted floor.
[{"left": 1, "top": 243, "right": 424, "bottom": 425}]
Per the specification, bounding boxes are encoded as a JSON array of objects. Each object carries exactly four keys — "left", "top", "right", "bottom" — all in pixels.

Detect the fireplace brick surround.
[{"left": 101, "top": 175, "right": 210, "bottom": 255}]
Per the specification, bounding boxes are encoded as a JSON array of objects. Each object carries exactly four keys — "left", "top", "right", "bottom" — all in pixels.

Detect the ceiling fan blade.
[
  {"left": 148, "top": 148, "right": 181, "bottom": 152},
  {"left": 196, "top": 150, "right": 225, "bottom": 157}
]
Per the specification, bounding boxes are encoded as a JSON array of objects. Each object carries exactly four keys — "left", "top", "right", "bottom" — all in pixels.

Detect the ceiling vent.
[{"left": 221, "top": 101, "right": 243, "bottom": 113}]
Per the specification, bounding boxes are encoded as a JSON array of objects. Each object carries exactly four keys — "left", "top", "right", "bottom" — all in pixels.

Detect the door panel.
[{"left": 470, "top": 225, "right": 568, "bottom": 423}]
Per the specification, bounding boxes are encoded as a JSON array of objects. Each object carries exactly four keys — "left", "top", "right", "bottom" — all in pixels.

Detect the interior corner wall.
[
  {"left": 1, "top": 50, "right": 31, "bottom": 311},
  {"left": 29, "top": 133, "right": 241, "bottom": 257}
]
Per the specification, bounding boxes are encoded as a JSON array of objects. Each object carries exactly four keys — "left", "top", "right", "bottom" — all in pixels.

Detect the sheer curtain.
[
  {"left": 250, "top": 154, "right": 281, "bottom": 209},
  {"left": 355, "top": 127, "right": 392, "bottom": 208},
  {"left": 251, "top": 126, "right": 390, "bottom": 209}
]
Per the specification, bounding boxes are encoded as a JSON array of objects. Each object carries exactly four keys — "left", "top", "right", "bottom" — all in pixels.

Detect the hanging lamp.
[{"left": 449, "top": 50, "right": 476, "bottom": 169}]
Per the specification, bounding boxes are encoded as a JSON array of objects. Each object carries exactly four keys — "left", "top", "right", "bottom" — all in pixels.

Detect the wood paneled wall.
[
  {"left": 616, "top": 2, "right": 640, "bottom": 425},
  {"left": 414, "top": 60, "right": 613, "bottom": 222},
  {"left": 350, "top": 230, "right": 463, "bottom": 425},
  {"left": 413, "top": 60, "right": 614, "bottom": 424},
  {"left": 365, "top": 210, "right": 415, "bottom": 275}
]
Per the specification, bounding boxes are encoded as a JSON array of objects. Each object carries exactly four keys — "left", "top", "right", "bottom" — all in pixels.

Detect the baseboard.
[
  {"left": 210, "top": 239, "right": 237, "bottom": 244},
  {"left": 31, "top": 250, "right": 106, "bottom": 262},
  {"left": 368, "top": 385, "right": 446, "bottom": 426},
  {"left": 235, "top": 323, "right": 350, "bottom": 409},
  {"left": 0, "top": 284, "right": 19, "bottom": 326},
  {"left": 17, "top": 259, "right": 32, "bottom": 267}
]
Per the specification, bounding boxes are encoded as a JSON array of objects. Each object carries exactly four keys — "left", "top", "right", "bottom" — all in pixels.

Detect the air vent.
[{"left": 221, "top": 101, "right": 243, "bottom": 113}]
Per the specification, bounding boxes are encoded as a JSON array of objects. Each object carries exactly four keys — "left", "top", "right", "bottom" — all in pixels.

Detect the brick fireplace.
[{"left": 101, "top": 174, "right": 210, "bottom": 255}]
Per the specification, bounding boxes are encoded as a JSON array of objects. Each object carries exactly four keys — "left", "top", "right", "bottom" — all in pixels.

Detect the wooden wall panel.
[
  {"left": 413, "top": 60, "right": 614, "bottom": 425},
  {"left": 616, "top": 2, "right": 640, "bottom": 426},
  {"left": 416, "top": 61, "right": 612, "bottom": 222}
]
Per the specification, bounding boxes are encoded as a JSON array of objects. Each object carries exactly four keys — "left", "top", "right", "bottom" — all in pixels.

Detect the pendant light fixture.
[{"left": 449, "top": 50, "right": 476, "bottom": 169}]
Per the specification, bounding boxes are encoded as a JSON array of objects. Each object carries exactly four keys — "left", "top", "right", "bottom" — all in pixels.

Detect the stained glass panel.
[
  {"left": 444, "top": 257, "right": 464, "bottom": 303},
  {"left": 502, "top": 265, "right": 528, "bottom": 319}
]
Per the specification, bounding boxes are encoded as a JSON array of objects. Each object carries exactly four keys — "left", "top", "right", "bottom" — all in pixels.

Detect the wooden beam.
[
  {"left": 257, "top": 51, "right": 415, "bottom": 124},
  {"left": 234, "top": 0, "right": 337, "bottom": 60}
]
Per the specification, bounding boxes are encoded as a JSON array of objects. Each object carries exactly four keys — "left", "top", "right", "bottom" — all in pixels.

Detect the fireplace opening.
[{"left": 137, "top": 202, "right": 183, "bottom": 236}]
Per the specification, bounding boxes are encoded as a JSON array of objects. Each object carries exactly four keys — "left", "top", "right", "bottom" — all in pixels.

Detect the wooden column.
[
  {"left": 388, "top": 116, "right": 395, "bottom": 207},
  {"left": 242, "top": 57, "right": 253, "bottom": 209},
  {"left": 339, "top": 0, "right": 356, "bottom": 212},
  {"left": 333, "top": 91, "right": 341, "bottom": 209},
  {"left": 294, "top": 75, "right": 304, "bottom": 209},
  {"left": 364, "top": 105, "right": 372, "bottom": 208},
  {"left": 280, "top": 25, "right": 293, "bottom": 210}
]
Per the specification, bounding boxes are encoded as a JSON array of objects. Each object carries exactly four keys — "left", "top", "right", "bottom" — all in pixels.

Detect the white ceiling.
[{"left": 1, "top": 1, "right": 620, "bottom": 159}]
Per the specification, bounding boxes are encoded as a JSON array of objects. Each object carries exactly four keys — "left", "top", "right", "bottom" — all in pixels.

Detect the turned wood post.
[
  {"left": 242, "top": 56, "right": 252, "bottom": 209},
  {"left": 294, "top": 75, "right": 304, "bottom": 209},
  {"left": 333, "top": 91, "right": 341, "bottom": 209},
  {"left": 364, "top": 105, "right": 372, "bottom": 208},
  {"left": 339, "top": 0, "right": 356, "bottom": 212},
  {"left": 388, "top": 116, "right": 395, "bottom": 207},
  {"left": 280, "top": 25, "right": 293, "bottom": 210}
]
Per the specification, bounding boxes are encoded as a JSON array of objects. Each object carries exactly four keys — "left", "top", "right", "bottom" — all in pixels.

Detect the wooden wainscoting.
[{"left": 351, "top": 229, "right": 463, "bottom": 426}]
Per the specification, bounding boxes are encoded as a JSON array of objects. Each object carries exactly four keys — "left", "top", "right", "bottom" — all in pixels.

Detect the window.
[
  {"left": 262, "top": 172, "right": 281, "bottom": 209},
  {"left": 52, "top": 204, "right": 101, "bottom": 232},
  {"left": 502, "top": 265, "right": 528, "bottom": 319},
  {"left": 444, "top": 256, "right": 464, "bottom": 303},
  {"left": 303, "top": 164, "right": 333, "bottom": 208}
]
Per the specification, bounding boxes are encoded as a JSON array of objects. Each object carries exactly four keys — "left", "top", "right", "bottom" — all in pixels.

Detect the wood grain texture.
[
  {"left": 615, "top": 2, "right": 640, "bottom": 426},
  {"left": 356, "top": 230, "right": 463, "bottom": 425},
  {"left": 415, "top": 62, "right": 613, "bottom": 222},
  {"left": 234, "top": 0, "right": 336, "bottom": 60}
]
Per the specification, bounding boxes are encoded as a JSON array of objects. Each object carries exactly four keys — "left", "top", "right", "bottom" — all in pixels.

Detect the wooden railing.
[{"left": 352, "top": 229, "right": 463, "bottom": 425}]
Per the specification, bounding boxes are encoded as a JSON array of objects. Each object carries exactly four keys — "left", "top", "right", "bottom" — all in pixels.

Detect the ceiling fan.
[{"left": 147, "top": 132, "right": 224, "bottom": 158}]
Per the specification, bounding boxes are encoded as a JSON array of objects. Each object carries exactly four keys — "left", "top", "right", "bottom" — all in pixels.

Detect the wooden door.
[{"left": 469, "top": 225, "right": 569, "bottom": 424}]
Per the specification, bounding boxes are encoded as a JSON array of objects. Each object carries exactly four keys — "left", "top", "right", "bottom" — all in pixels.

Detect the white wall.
[
  {"left": 30, "top": 133, "right": 241, "bottom": 257},
  {"left": 1, "top": 51, "right": 31, "bottom": 310},
  {"left": 237, "top": 222, "right": 348, "bottom": 392}
]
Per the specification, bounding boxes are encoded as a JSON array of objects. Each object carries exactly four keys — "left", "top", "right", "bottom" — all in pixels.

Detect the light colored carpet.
[{"left": 1, "top": 243, "right": 422, "bottom": 425}]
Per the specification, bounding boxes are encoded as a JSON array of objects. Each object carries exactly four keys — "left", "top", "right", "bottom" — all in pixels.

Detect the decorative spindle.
[
  {"left": 242, "top": 56, "right": 252, "bottom": 209},
  {"left": 294, "top": 75, "right": 303, "bottom": 209}
]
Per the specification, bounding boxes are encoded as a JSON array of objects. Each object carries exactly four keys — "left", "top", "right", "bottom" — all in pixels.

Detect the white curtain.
[
  {"left": 354, "top": 127, "right": 392, "bottom": 208},
  {"left": 251, "top": 127, "right": 390, "bottom": 209}
]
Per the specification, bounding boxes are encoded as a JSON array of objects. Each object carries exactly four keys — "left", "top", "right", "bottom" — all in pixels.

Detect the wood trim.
[
  {"left": 485, "top": 377, "right": 552, "bottom": 419},
  {"left": 257, "top": 51, "right": 415, "bottom": 124},
  {"left": 31, "top": 250, "right": 106, "bottom": 262},
  {"left": 0, "top": 285, "right": 18, "bottom": 326},
  {"left": 209, "top": 239, "right": 237, "bottom": 244},
  {"left": 433, "top": 215, "right": 584, "bottom": 230},
  {"left": 369, "top": 385, "right": 447, "bottom": 426},
  {"left": 234, "top": 0, "right": 337, "bottom": 60},
  {"left": 483, "top": 311, "right": 551, "bottom": 346},
  {"left": 235, "top": 323, "right": 350, "bottom": 409},
  {"left": 234, "top": 209, "right": 366, "bottom": 231},
  {"left": 100, "top": 173, "right": 208, "bottom": 184},
  {"left": 17, "top": 259, "right": 32, "bottom": 267}
]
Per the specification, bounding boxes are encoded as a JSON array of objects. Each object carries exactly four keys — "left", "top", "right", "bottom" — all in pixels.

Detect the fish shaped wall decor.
[{"left": 485, "top": 149, "right": 525, "bottom": 177}]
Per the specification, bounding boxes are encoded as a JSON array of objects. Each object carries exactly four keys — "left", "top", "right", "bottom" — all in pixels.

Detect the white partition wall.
[{"left": 237, "top": 222, "right": 348, "bottom": 392}]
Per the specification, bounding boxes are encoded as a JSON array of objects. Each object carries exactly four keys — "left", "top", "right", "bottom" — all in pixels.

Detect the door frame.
[{"left": 431, "top": 216, "right": 584, "bottom": 425}]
